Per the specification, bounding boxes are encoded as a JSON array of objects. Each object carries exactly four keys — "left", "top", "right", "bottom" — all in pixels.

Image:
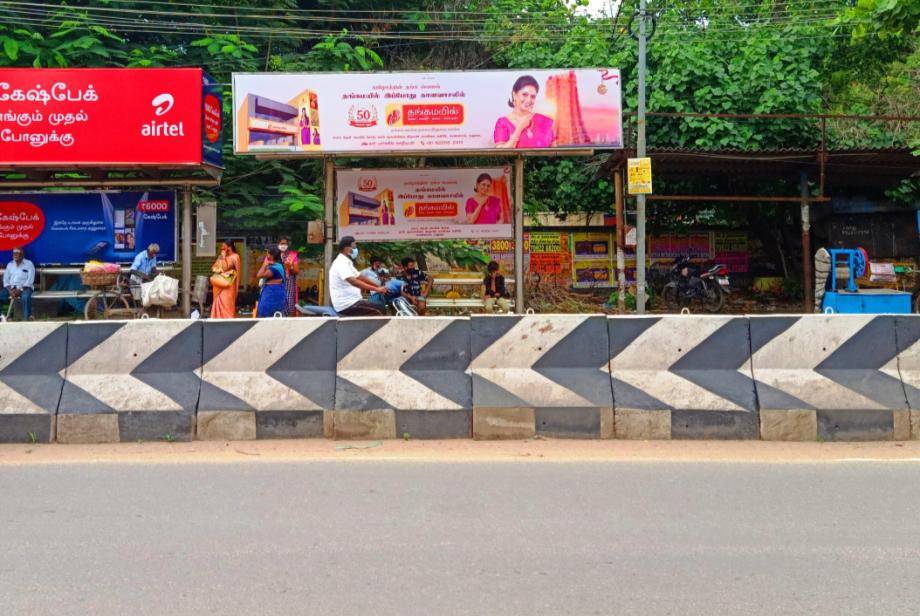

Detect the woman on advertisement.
[
  {"left": 465, "top": 173, "right": 502, "bottom": 224},
  {"left": 493, "top": 75, "right": 555, "bottom": 149},
  {"left": 210, "top": 240, "right": 240, "bottom": 319},
  {"left": 299, "top": 107, "right": 310, "bottom": 147}
]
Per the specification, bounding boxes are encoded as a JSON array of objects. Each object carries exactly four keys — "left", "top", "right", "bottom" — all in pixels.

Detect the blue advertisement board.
[{"left": 0, "top": 191, "right": 177, "bottom": 266}]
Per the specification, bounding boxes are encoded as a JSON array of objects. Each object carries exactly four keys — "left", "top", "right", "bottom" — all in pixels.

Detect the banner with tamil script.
[
  {"left": 233, "top": 69, "right": 621, "bottom": 154},
  {"left": 0, "top": 191, "right": 177, "bottom": 265},
  {"left": 337, "top": 167, "right": 512, "bottom": 241},
  {"left": 0, "top": 68, "right": 221, "bottom": 167}
]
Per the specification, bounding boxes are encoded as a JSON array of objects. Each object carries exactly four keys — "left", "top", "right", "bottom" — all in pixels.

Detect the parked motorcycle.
[{"left": 662, "top": 256, "right": 731, "bottom": 312}]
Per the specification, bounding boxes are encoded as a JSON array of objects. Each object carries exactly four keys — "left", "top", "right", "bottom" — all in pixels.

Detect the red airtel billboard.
[{"left": 0, "top": 68, "right": 222, "bottom": 167}]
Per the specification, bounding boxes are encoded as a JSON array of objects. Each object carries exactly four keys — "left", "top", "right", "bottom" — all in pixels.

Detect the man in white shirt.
[
  {"left": 3, "top": 247, "right": 36, "bottom": 320},
  {"left": 329, "top": 236, "right": 386, "bottom": 316}
]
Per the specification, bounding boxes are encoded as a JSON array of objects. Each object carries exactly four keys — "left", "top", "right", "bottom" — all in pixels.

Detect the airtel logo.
[{"left": 151, "top": 93, "right": 174, "bottom": 116}]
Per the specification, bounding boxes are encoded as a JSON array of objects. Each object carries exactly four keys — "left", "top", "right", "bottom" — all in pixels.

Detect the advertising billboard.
[
  {"left": 337, "top": 167, "right": 512, "bottom": 241},
  {"left": 0, "top": 191, "right": 177, "bottom": 265},
  {"left": 0, "top": 68, "right": 222, "bottom": 166},
  {"left": 233, "top": 69, "right": 621, "bottom": 154}
]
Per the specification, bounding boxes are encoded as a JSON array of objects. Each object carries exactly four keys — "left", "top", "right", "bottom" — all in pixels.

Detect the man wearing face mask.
[{"left": 329, "top": 236, "right": 386, "bottom": 316}]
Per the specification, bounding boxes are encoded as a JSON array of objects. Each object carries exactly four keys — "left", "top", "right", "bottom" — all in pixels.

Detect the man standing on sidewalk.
[{"left": 3, "top": 247, "right": 35, "bottom": 321}]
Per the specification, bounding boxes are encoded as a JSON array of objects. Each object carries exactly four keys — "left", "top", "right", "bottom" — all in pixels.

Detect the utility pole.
[{"left": 635, "top": 0, "right": 648, "bottom": 313}]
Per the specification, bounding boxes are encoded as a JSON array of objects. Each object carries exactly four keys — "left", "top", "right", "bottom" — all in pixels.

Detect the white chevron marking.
[
  {"left": 473, "top": 316, "right": 594, "bottom": 407},
  {"left": 200, "top": 320, "right": 322, "bottom": 410},
  {"left": 66, "top": 321, "right": 191, "bottom": 412},
  {"left": 338, "top": 319, "right": 462, "bottom": 410}
]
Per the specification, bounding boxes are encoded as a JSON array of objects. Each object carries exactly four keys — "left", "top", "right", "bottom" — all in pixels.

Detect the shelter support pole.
[
  {"left": 514, "top": 156, "right": 525, "bottom": 314},
  {"left": 614, "top": 169, "right": 626, "bottom": 314},
  {"left": 323, "top": 157, "right": 334, "bottom": 306},
  {"left": 800, "top": 172, "right": 813, "bottom": 313},
  {"left": 635, "top": 0, "right": 648, "bottom": 314},
  {"left": 181, "top": 186, "right": 192, "bottom": 317}
]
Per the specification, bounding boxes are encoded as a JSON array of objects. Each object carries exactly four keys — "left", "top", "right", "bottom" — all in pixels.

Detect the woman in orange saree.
[{"left": 210, "top": 240, "right": 241, "bottom": 318}]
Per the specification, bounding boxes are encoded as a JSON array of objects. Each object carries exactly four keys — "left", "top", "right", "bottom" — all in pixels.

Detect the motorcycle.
[{"left": 662, "top": 257, "right": 731, "bottom": 313}]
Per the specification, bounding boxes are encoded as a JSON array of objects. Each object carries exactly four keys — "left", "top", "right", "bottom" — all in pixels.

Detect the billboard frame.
[{"left": 231, "top": 68, "right": 622, "bottom": 159}]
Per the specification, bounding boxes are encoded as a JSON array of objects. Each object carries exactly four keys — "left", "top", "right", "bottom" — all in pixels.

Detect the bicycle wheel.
[
  {"left": 84, "top": 291, "right": 106, "bottom": 320},
  {"left": 104, "top": 294, "right": 135, "bottom": 319}
]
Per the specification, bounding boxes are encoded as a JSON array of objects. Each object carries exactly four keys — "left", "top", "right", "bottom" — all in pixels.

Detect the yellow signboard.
[{"left": 627, "top": 157, "right": 652, "bottom": 195}]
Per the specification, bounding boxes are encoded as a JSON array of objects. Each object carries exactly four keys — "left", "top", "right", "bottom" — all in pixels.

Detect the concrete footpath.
[{"left": 2, "top": 441, "right": 920, "bottom": 616}]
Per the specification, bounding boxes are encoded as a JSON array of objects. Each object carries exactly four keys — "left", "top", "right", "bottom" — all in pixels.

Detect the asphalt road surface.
[{"left": 2, "top": 454, "right": 920, "bottom": 615}]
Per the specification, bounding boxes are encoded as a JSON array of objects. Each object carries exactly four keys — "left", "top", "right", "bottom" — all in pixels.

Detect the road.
[{"left": 2, "top": 442, "right": 920, "bottom": 615}]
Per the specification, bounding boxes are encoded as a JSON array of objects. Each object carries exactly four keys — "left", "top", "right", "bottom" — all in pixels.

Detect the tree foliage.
[{"left": 0, "top": 0, "right": 915, "bottom": 246}]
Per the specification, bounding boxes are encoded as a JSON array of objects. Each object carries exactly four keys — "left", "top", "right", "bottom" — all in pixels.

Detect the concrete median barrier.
[
  {"left": 893, "top": 315, "right": 920, "bottom": 440},
  {"left": 608, "top": 316, "right": 758, "bottom": 440},
  {"left": 750, "top": 315, "right": 907, "bottom": 441},
  {"left": 0, "top": 322, "right": 67, "bottom": 443},
  {"left": 57, "top": 320, "right": 201, "bottom": 443},
  {"left": 198, "top": 319, "right": 336, "bottom": 440},
  {"left": 471, "top": 315, "right": 613, "bottom": 439},
  {"left": 335, "top": 317, "right": 472, "bottom": 439}
]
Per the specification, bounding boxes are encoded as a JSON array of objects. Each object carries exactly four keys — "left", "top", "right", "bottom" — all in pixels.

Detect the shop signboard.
[
  {"left": 0, "top": 68, "right": 222, "bottom": 166},
  {"left": 0, "top": 191, "right": 177, "bottom": 265},
  {"left": 713, "top": 231, "right": 749, "bottom": 273},
  {"left": 233, "top": 69, "right": 622, "bottom": 154},
  {"left": 571, "top": 231, "right": 613, "bottom": 288},
  {"left": 337, "top": 167, "right": 512, "bottom": 240}
]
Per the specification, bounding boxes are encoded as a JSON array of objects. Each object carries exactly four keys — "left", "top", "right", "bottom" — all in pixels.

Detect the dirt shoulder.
[{"left": 2, "top": 438, "right": 920, "bottom": 466}]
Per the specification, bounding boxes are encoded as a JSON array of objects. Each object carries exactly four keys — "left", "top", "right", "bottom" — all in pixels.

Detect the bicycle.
[{"left": 83, "top": 272, "right": 144, "bottom": 320}]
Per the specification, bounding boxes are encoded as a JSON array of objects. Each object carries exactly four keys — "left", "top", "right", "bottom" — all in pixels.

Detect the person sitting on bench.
[
  {"left": 482, "top": 260, "right": 511, "bottom": 313},
  {"left": 3, "top": 247, "right": 35, "bottom": 321}
]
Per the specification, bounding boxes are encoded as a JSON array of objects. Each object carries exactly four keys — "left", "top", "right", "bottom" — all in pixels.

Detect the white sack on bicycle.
[{"left": 142, "top": 274, "right": 179, "bottom": 307}]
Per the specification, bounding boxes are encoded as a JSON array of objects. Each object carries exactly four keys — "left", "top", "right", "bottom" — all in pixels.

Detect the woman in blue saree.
[{"left": 256, "top": 246, "right": 287, "bottom": 317}]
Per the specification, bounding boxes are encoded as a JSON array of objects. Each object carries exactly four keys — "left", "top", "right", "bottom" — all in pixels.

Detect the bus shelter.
[
  {"left": 231, "top": 68, "right": 624, "bottom": 313},
  {"left": 0, "top": 68, "right": 223, "bottom": 316}
]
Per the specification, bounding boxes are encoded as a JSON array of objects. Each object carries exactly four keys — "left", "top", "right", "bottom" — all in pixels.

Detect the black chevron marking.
[
  {"left": 267, "top": 320, "right": 336, "bottom": 410},
  {"left": 533, "top": 317, "right": 612, "bottom": 407},
  {"left": 815, "top": 316, "right": 907, "bottom": 409},
  {"left": 133, "top": 322, "right": 202, "bottom": 413},
  {"left": 670, "top": 318, "right": 757, "bottom": 412},
  {"left": 0, "top": 324, "right": 67, "bottom": 413},
  {"left": 401, "top": 320, "right": 471, "bottom": 409}
]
